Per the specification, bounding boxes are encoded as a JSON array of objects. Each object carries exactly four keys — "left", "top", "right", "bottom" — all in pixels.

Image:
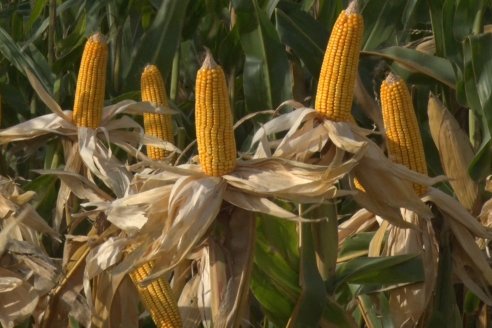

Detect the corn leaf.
[
  {"left": 123, "top": 0, "right": 190, "bottom": 90},
  {"left": 463, "top": 33, "right": 492, "bottom": 180},
  {"left": 275, "top": 4, "right": 326, "bottom": 77},
  {"left": 334, "top": 254, "right": 424, "bottom": 289},
  {"left": 363, "top": 47, "right": 456, "bottom": 88},
  {"left": 287, "top": 222, "right": 325, "bottom": 327},
  {"left": 232, "top": 0, "right": 293, "bottom": 111},
  {"left": 362, "top": 0, "right": 409, "bottom": 51}
]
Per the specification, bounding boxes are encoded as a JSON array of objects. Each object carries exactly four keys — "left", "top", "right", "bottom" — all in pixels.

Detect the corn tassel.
[
  {"left": 195, "top": 52, "right": 236, "bottom": 176},
  {"left": 72, "top": 33, "right": 108, "bottom": 128},
  {"left": 141, "top": 65, "right": 174, "bottom": 160},
  {"left": 315, "top": 0, "right": 364, "bottom": 122},
  {"left": 129, "top": 261, "right": 182, "bottom": 328},
  {"left": 380, "top": 73, "right": 428, "bottom": 196}
]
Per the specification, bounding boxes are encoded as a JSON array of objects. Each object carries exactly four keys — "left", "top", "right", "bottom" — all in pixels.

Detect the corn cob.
[
  {"left": 315, "top": 0, "right": 364, "bottom": 122},
  {"left": 141, "top": 65, "right": 174, "bottom": 160},
  {"left": 72, "top": 33, "right": 108, "bottom": 128},
  {"left": 129, "top": 261, "right": 182, "bottom": 328},
  {"left": 195, "top": 52, "right": 236, "bottom": 176},
  {"left": 380, "top": 73, "right": 428, "bottom": 196}
]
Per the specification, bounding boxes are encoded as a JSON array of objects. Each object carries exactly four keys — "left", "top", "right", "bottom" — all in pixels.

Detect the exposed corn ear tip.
[
  {"left": 195, "top": 51, "right": 237, "bottom": 176},
  {"left": 141, "top": 64, "right": 174, "bottom": 160},
  {"left": 72, "top": 32, "right": 109, "bottom": 128},
  {"left": 380, "top": 72, "right": 428, "bottom": 196},
  {"left": 315, "top": 0, "right": 364, "bottom": 122}
]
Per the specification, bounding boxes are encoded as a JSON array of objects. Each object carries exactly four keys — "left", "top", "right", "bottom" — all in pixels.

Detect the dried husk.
[
  {"left": 385, "top": 209, "right": 438, "bottom": 327},
  {"left": 250, "top": 107, "right": 440, "bottom": 225},
  {"left": 427, "top": 94, "right": 479, "bottom": 212}
]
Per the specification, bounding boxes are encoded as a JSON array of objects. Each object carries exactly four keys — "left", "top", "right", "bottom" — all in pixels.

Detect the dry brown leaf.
[
  {"left": 354, "top": 73, "right": 383, "bottom": 131},
  {"left": 213, "top": 207, "right": 255, "bottom": 327},
  {"left": 178, "top": 274, "right": 202, "bottom": 328},
  {"left": 339, "top": 208, "right": 377, "bottom": 244},
  {"left": 250, "top": 107, "right": 440, "bottom": 224},
  {"left": 25, "top": 69, "right": 72, "bottom": 122},
  {"left": 428, "top": 94, "right": 479, "bottom": 212},
  {"left": 0, "top": 267, "right": 39, "bottom": 328},
  {"left": 78, "top": 128, "right": 132, "bottom": 198},
  {"left": 386, "top": 210, "right": 438, "bottom": 327}
]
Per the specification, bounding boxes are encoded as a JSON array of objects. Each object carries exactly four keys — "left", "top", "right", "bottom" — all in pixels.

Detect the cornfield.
[{"left": 0, "top": 0, "right": 492, "bottom": 327}]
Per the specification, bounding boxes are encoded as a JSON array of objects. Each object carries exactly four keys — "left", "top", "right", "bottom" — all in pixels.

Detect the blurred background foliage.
[{"left": 1, "top": 0, "right": 492, "bottom": 326}]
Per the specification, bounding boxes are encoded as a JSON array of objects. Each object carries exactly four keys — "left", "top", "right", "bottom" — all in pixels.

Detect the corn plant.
[{"left": 0, "top": 0, "right": 491, "bottom": 327}]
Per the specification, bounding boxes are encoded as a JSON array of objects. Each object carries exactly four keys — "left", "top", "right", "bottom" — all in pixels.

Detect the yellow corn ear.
[
  {"left": 72, "top": 33, "right": 108, "bottom": 128},
  {"left": 315, "top": 0, "right": 364, "bottom": 122},
  {"left": 141, "top": 65, "right": 174, "bottom": 160},
  {"left": 380, "top": 73, "right": 428, "bottom": 196},
  {"left": 195, "top": 52, "right": 236, "bottom": 176},
  {"left": 129, "top": 261, "right": 182, "bottom": 328}
]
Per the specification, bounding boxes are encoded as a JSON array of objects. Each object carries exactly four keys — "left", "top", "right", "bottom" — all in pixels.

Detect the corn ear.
[
  {"left": 315, "top": 0, "right": 364, "bottom": 122},
  {"left": 130, "top": 261, "right": 182, "bottom": 328},
  {"left": 72, "top": 33, "right": 108, "bottom": 128},
  {"left": 141, "top": 65, "right": 174, "bottom": 160},
  {"left": 427, "top": 93, "right": 479, "bottom": 212},
  {"left": 380, "top": 73, "right": 427, "bottom": 196},
  {"left": 195, "top": 52, "right": 236, "bottom": 176}
]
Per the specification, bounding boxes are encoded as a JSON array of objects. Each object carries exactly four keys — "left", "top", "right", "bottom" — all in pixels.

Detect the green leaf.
[
  {"left": 287, "top": 222, "right": 325, "bottom": 327},
  {"left": 362, "top": 0, "right": 408, "bottom": 50},
  {"left": 0, "top": 27, "right": 54, "bottom": 92},
  {"left": 28, "top": 0, "right": 48, "bottom": 27},
  {"left": 363, "top": 47, "right": 456, "bottom": 88},
  {"left": 463, "top": 33, "right": 492, "bottom": 180},
  {"left": 334, "top": 254, "right": 424, "bottom": 288},
  {"left": 275, "top": 5, "right": 326, "bottom": 77},
  {"left": 251, "top": 265, "right": 293, "bottom": 327},
  {"left": 232, "top": 0, "right": 293, "bottom": 111},
  {"left": 338, "top": 232, "right": 374, "bottom": 262},
  {"left": 427, "top": 220, "right": 461, "bottom": 326},
  {"left": 123, "top": 0, "right": 190, "bottom": 90},
  {"left": 255, "top": 238, "right": 300, "bottom": 300},
  {"left": 322, "top": 296, "right": 358, "bottom": 328},
  {"left": 356, "top": 292, "right": 394, "bottom": 328}
]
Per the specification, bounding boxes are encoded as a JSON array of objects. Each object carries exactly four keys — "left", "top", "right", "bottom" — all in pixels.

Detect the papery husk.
[
  {"left": 224, "top": 157, "right": 356, "bottom": 203},
  {"left": 95, "top": 150, "right": 356, "bottom": 284},
  {"left": 251, "top": 108, "right": 439, "bottom": 225},
  {"left": 368, "top": 219, "right": 389, "bottom": 257},
  {"left": 0, "top": 239, "right": 61, "bottom": 327},
  {"left": 78, "top": 128, "right": 132, "bottom": 198},
  {"left": 210, "top": 207, "right": 255, "bottom": 328},
  {"left": 0, "top": 267, "right": 39, "bottom": 328},
  {"left": 354, "top": 73, "right": 383, "bottom": 131},
  {"left": 0, "top": 178, "right": 59, "bottom": 245},
  {"left": 423, "top": 187, "right": 492, "bottom": 304},
  {"left": 338, "top": 208, "right": 377, "bottom": 244},
  {"left": 427, "top": 94, "right": 479, "bottom": 213},
  {"left": 91, "top": 270, "right": 138, "bottom": 328},
  {"left": 193, "top": 247, "right": 213, "bottom": 327},
  {"left": 386, "top": 209, "right": 438, "bottom": 327},
  {"left": 178, "top": 273, "right": 202, "bottom": 327}
]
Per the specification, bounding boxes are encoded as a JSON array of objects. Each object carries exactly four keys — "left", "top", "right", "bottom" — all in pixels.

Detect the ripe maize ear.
[
  {"left": 195, "top": 52, "right": 236, "bottom": 176},
  {"left": 315, "top": 0, "right": 364, "bottom": 122},
  {"left": 129, "top": 261, "right": 182, "bottom": 328},
  {"left": 141, "top": 65, "right": 174, "bottom": 160},
  {"left": 380, "top": 73, "right": 428, "bottom": 196},
  {"left": 72, "top": 33, "right": 108, "bottom": 128}
]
